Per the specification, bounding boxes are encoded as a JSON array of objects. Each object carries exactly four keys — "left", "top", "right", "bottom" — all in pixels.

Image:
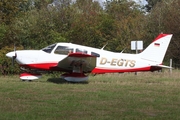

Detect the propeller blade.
[{"left": 11, "top": 44, "right": 17, "bottom": 66}]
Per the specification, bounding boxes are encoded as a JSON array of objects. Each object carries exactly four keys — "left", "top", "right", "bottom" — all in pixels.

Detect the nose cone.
[{"left": 6, "top": 51, "right": 16, "bottom": 58}]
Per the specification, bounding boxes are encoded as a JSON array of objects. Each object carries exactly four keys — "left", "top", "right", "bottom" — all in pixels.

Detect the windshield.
[{"left": 41, "top": 44, "right": 57, "bottom": 53}]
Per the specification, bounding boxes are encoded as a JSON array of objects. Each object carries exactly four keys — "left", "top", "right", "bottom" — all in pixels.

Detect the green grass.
[{"left": 0, "top": 70, "right": 180, "bottom": 120}]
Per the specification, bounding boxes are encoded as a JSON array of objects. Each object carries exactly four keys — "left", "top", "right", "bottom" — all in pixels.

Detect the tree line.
[{"left": 0, "top": 0, "right": 180, "bottom": 75}]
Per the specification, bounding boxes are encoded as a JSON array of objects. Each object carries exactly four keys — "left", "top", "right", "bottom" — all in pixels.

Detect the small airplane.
[{"left": 6, "top": 33, "right": 173, "bottom": 82}]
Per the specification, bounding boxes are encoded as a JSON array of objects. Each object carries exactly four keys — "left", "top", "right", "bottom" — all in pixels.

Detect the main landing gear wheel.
[{"left": 61, "top": 73, "right": 88, "bottom": 82}]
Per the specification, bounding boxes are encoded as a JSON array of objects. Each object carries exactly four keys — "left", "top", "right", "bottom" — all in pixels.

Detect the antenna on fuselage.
[
  {"left": 101, "top": 42, "right": 108, "bottom": 50},
  {"left": 120, "top": 48, "right": 126, "bottom": 53}
]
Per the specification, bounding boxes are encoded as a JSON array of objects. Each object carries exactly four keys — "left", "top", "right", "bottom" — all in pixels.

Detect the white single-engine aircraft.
[{"left": 6, "top": 33, "right": 172, "bottom": 82}]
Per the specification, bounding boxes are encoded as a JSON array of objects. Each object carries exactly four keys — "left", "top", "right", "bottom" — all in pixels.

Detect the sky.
[
  {"left": 133, "top": 0, "right": 147, "bottom": 6},
  {"left": 99, "top": 0, "right": 148, "bottom": 6},
  {"left": 49, "top": 0, "right": 148, "bottom": 8}
]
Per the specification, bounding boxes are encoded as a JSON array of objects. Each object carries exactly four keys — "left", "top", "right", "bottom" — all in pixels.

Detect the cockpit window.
[
  {"left": 42, "top": 44, "right": 56, "bottom": 53},
  {"left": 91, "top": 52, "right": 100, "bottom": 57},
  {"left": 54, "top": 46, "right": 74, "bottom": 55},
  {"left": 76, "top": 48, "right": 87, "bottom": 54}
]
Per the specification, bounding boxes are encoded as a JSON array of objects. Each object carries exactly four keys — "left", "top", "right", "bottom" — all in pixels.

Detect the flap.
[{"left": 57, "top": 52, "right": 97, "bottom": 72}]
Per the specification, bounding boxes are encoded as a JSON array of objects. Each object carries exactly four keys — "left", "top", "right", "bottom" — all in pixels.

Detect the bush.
[{"left": 0, "top": 46, "right": 23, "bottom": 76}]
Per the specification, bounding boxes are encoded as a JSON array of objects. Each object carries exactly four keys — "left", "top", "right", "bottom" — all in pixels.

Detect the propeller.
[{"left": 12, "top": 44, "right": 17, "bottom": 66}]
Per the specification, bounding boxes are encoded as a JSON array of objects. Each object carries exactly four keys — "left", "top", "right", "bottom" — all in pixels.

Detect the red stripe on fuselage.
[
  {"left": 19, "top": 63, "right": 162, "bottom": 73},
  {"left": 92, "top": 66, "right": 161, "bottom": 74},
  {"left": 20, "top": 63, "right": 58, "bottom": 70}
]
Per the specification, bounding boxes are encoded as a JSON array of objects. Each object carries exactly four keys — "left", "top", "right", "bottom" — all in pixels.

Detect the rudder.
[{"left": 139, "top": 34, "right": 173, "bottom": 63}]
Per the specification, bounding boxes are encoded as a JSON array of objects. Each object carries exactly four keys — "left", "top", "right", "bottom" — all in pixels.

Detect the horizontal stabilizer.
[{"left": 152, "top": 64, "right": 172, "bottom": 69}]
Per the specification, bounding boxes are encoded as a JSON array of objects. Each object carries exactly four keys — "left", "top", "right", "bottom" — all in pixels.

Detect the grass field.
[{"left": 0, "top": 70, "right": 180, "bottom": 120}]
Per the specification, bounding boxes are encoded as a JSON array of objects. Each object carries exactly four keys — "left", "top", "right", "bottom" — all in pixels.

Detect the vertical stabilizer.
[{"left": 139, "top": 34, "right": 173, "bottom": 63}]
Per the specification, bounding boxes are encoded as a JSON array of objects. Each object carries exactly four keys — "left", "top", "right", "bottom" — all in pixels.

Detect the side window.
[
  {"left": 76, "top": 48, "right": 87, "bottom": 54},
  {"left": 54, "top": 46, "right": 73, "bottom": 55},
  {"left": 91, "top": 52, "right": 100, "bottom": 57}
]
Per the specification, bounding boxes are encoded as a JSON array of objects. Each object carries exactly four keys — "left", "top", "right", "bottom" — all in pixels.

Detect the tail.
[{"left": 139, "top": 34, "right": 173, "bottom": 63}]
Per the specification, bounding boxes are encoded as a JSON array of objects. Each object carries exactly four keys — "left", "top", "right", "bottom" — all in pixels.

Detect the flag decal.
[{"left": 154, "top": 43, "right": 160, "bottom": 47}]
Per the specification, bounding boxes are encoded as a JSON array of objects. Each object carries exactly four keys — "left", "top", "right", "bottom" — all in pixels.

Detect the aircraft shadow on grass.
[{"left": 47, "top": 78, "right": 89, "bottom": 84}]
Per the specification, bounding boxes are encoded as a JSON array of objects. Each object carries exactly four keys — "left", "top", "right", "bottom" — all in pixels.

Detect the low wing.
[{"left": 57, "top": 53, "right": 97, "bottom": 73}]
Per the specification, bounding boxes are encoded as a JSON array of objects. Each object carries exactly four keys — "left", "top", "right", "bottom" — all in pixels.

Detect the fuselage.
[
  {"left": 5, "top": 34, "right": 173, "bottom": 82},
  {"left": 6, "top": 43, "right": 161, "bottom": 73}
]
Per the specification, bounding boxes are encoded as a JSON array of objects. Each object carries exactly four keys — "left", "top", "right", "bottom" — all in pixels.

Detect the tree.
[
  {"left": 0, "top": 0, "right": 26, "bottom": 24},
  {"left": 104, "top": 0, "right": 146, "bottom": 52},
  {"left": 145, "top": 0, "right": 180, "bottom": 67},
  {"left": 145, "top": 0, "right": 162, "bottom": 12},
  {"left": 0, "top": 0, "right": 148, "bottom": 75},
  {"left": 0, "top": 24, "right": 7, "bottom": 47},
  {"left": 66, "top": 0, "right": 106, "bottom": 48}
]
